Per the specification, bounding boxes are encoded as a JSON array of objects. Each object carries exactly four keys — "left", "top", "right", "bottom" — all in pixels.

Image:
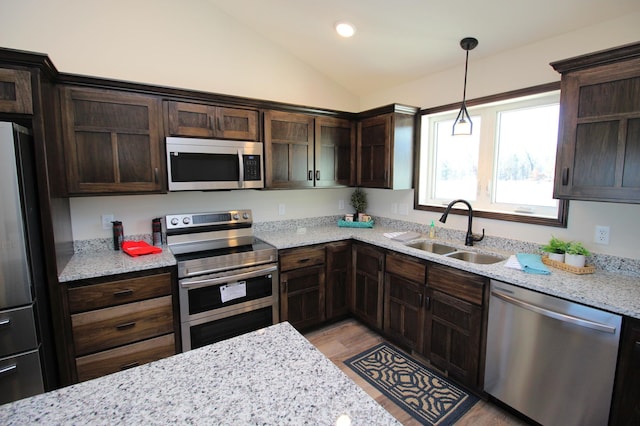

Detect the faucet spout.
[{"left": 439, "top": 199, "right": 485, "bottom": 246}]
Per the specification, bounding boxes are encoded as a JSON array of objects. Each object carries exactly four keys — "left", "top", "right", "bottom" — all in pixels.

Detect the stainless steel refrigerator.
[{"left": 0, "top": 121, "right": 50, "bottom": 404}]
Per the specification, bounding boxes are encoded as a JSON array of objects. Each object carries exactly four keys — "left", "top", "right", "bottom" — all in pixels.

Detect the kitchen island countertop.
[{"left": 0, "top": 321, "right": 399, "bottom": 425}]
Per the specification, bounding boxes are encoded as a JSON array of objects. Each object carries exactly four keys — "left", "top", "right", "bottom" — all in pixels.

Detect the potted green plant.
[
  {"left": 565, "top": 242, "right": 591, "bottom": 268},
  {"left": 350, "top": 187, "right": 367, "bottom": 221},
  {"left": 540, "top": 236, "right": 568, "bottom": 262}
]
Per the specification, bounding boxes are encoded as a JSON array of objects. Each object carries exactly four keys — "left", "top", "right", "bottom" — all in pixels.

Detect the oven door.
[
  {"left": 166, "top": 137, "right": 263, "bottom": 191},
  {"left": 179, "top": 264, "right": 279, "bottom": 351}
]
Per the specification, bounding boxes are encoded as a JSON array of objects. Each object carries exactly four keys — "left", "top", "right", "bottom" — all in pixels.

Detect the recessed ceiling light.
[{"left": 335, "top": 21, "right": 356, "bottom": 38}]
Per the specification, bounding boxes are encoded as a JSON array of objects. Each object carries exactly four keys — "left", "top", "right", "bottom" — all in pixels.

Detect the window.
[{"left": 416, "top": 83, "right": 568, "bottom": 227}]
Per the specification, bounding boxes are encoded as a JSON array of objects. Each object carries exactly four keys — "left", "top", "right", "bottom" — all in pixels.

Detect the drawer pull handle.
[
  {"left": 0, "top": 363, "right": 17, "bottom": 377},
  {"left": 308, "top": 170, "right": 313, "bottom": 181},
  {"left": 0, "top": 318, "right": 10, "bottom": 327},
  {"left": 116, "top": 322, "right": 136, "bottom": 331},
  {"left": 113, "top": 289, "right": 134, "bottom": 297},
  {"left": 298, "top": 258, "right": 310, "bottom": 263},
  {"left": 120, "top": 362, "right": 139, "bottom": 371}
]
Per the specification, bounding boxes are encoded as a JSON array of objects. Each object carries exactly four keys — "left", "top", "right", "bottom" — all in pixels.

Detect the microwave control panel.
[{"left": 243, "top": 155, "right": 261, "bottom": 181}]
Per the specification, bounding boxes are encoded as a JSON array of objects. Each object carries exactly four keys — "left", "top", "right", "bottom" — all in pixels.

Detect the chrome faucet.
[{"left": 439, "top": 199, "right": 485, "bottom": 246}]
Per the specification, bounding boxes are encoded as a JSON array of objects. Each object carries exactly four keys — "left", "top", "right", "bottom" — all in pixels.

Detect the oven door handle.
[{"left": 180, "top": 265, "right": 278, "bottom": 288}]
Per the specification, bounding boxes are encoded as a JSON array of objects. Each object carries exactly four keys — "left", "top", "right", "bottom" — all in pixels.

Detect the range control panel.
[{"left": 165, "top": 209, "right": 252, "bottom": 230}]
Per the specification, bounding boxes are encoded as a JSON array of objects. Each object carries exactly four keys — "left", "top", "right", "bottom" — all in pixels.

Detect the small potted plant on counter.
[
  {"left": 541, "top": 236, "right": 568, "bottom": 262},
  {"left": 350, "top": 187, "right": 367, "bottom": 221},
  {"left": 565, "top": 242, "right": 591, "bottom": 268}
]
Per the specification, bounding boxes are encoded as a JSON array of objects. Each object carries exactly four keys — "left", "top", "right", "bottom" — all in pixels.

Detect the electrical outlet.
[
  {"left": 338, "top": 199, "right": 345, "bottom": 210},
  {"left": 278, "top": 204, "right": 286, "bottom": 216},
  {"left": 101, "top": 214, "right": 114, "bottom": 230},
  {"left": 594, "top": 225, "right": 610, "bottom": 245}
]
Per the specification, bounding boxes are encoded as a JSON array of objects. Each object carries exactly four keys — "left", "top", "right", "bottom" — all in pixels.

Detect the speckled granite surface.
[
  {"left": 254, "top": 221, "right": 640, "bottom": 320},
  {"left": 58, "top": 244, "right": 176, "bottom": 282},
  {"left": 61, "top": 217, "right": 640, "bottom": 318},
  {"left": 0, "top": 322, "right": 399, "bottom": 426}
]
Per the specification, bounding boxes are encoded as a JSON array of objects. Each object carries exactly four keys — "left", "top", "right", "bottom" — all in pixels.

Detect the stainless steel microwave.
[{"left": 166, "top": 137, "right": 264, "bottom": 191}]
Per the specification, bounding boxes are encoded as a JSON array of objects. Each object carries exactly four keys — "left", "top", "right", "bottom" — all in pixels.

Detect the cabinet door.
[
  {"left": 325, "top": 241, "right": 352, "bottom": 320},
  {"left": 314, "top": 117, "right": 355, "bottom": 187},
  {"left": 0, "top": 68, "right": 32, "bottom": 114},
  {"left": 166, "top": 101, "right": 216, "bottom": 138},
  {"left": 280, "top": 265, "right": 325, "bottom": 330},
  {"left": 61, "top": 87, "right": 163, "bottom": 194},
  {"left": 424, "top": 289, "right": 482, "bottom": 389},
  {"left": 351, "top": 243, "right": 384, "bottom": 330},
  {"left": 357, "top": 114, "right": 390, "bottom": 188},
  {"left": 554, "top": 56, "right": 640, "bottom": 203},
  {"left": 167, "top": 102, "right": 259, "bottom": 140},
  {"left": 216, "top": 107, "right": 258, "bottom": 140},
  {"left": 610, "top": 317, "right": 640, "bottom": 425},
  {"left": 264, "top": 110, "right": 315, "bottom": 188},
  {"left": 383, "top": 253, "right": 426, "bottom": 350}
]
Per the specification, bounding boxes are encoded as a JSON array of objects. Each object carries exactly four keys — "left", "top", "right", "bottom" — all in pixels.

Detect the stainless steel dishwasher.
[{"left": 484, "top": 280, "right": 621, "bottom": 426}]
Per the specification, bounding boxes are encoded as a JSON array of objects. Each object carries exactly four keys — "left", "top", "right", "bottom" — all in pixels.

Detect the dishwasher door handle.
[{"left": 491, "top": 290, "right": 617, "bottom": 334}]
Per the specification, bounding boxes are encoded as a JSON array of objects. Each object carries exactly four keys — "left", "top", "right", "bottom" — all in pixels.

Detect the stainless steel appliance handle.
[
  {"left": 238, "top": 149, "right": 244, "bottom": 187},
  {"left": 180, "top": 265, "right": 277, "bottom": 288},
  {"left": 0, "top": 363, "right": 17, "bottom": 376},
  {"left": 0, "top": 318, "right": 10, "bottom": 327},
  {"left": 492, "top": 290, "right": 617, "bottom": 334}
]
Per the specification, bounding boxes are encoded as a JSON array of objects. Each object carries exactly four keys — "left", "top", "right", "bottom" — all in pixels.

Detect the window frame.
[{"left": 413, "top": 82, "right": 569, "bottom": 228}]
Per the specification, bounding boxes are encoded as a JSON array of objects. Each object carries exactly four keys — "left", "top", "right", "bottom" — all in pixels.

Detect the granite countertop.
[
  {"left": 58, "top": 245, "right": 176, "bottom": 282},
  {"left": 58, "top": 224, "right": 640, "bottom": 319},
  {"left": 255, "top": 225, "right": 640, "bottom": 320},
  {"left": 0, "top": 322, "right": 399, "bottom": 425}
]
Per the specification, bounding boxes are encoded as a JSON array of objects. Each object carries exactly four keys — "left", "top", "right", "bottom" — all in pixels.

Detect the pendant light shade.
[{"left": 452, "top": 37, "right": 478, "bottom": 136}]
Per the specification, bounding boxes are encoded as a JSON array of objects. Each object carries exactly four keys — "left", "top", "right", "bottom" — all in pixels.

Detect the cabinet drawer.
[
  {"left": 68, "top": 273, "right": 172, "bottom": 313},
  {"left": 280, "top": 246, "right": 326, "bottom": 271},
  {"left": 386, "top": 253, "right": 426, "bottom": 284},
  {"left": 75, "top": 334, "right": 175, "bottom": 382},
  {"left": 71, "top": 296, "right": 174, "bottom": 356},
  {"left": 428, "top": 264, "right": 486, "bottom": 305},
  {"left": 0, "top": 305, "right": 38, "bottom": 358}
]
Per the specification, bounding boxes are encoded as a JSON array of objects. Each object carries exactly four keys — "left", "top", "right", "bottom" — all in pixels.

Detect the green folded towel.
[{"left": 516, "top": 253, "right": 551, "bottom": 275}]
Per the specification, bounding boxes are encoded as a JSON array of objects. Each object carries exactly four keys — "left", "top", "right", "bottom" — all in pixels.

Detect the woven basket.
[{"left": 541, "top": 256, "right": 595, "bottom": 274}]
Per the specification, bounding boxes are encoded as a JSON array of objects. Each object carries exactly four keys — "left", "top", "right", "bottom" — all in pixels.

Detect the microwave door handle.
[{"left": 238, "top": 149, "right": 244, "bottom": 188}]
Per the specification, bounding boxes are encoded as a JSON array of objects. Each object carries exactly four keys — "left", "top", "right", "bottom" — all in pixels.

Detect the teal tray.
[{"left": 338, "top": 219, "right": 374, "bottom": 228}]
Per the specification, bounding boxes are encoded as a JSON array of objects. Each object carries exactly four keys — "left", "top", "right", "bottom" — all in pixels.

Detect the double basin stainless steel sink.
[{"left": 404, "top": 240, "right": 504, "bottom": 265}]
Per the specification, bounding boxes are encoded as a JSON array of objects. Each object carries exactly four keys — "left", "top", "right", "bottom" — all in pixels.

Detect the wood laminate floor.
[{"left": 305, "top": 318, "right": 530, "bottom": 426}]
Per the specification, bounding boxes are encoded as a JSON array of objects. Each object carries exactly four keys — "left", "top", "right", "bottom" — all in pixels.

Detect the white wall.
[
  {"left": 1, "top": 1, "right": 639, "bottom": 259},
  {"left": 361, "top": 12, "right": 640, "bottom": 260},
  {"left": 0, "top": 0, "right": 358, "bottom": 112}
]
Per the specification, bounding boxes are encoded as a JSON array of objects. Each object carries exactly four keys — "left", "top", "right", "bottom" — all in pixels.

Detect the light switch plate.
[{"left": 101, "top": 214, "right": 114, "bottom": 230}]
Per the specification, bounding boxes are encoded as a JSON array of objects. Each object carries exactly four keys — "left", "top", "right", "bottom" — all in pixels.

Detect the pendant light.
[{"left": 452, "top": 37, "right": 478, "bottom": 136}]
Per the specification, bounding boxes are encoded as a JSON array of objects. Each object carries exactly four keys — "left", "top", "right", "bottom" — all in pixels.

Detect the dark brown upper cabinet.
[
  {"left": 357, "top": 104, "right": 418, "bottom": 189},
  {"left": 264, "top": 110, "right": 355, "bottom": 189},
  {"left": 166, "top": 101, "right": 258, "bottom": 141},
  {"left": 60, "top": 87, "right": 164, "bottom": 195},
  {"left": 0, "top": 67, "right": 33, "bottom": 114},
  {"left": 551, "top": 42, "right": 640, "bottom": 203}
]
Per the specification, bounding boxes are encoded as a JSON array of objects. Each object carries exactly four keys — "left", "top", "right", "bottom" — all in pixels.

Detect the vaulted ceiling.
[{"left": 208, "top": 0, "right": 640, "bottom": 95}]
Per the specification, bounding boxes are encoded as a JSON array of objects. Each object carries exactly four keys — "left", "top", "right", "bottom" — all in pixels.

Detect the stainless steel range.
[{"left": 166, "top": 210, "right": 279, "bottom": 351}]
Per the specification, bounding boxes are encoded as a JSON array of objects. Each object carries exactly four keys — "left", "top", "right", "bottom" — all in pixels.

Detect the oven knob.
[
  {"left": 170, "top": 218, "right": 179, "bottom": 226},
  {"left": 243, "top": 213, "right": 249, "bottom": 219},
  {"left": 183, "top": 217, "right": 191, "bottom": 225},
  {"left": 233, "top": 214, "right": 240, "bottom": 220}
]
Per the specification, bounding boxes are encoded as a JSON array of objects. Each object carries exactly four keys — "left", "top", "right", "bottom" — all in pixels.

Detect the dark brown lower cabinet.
[
  {"left": 351, "top": 243, "right": 384, "bottom": 329},
  {"left": 423, "top": 263, "right": 487, "bottom": 390},
  {"left": 325, "top": 241, "right": 352, "bottom": 320},
  {"left": 609, "top": 316, "right": 640, "bottom": 425},
  {"left": 279, "top": 245, "right": 326, "bottom": 330},
  {"left": 280, "top": 265, "right": 325, "bottom": 330},
  {"left": 383, "top": 253, "right": 427, "bottom": 350}
]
